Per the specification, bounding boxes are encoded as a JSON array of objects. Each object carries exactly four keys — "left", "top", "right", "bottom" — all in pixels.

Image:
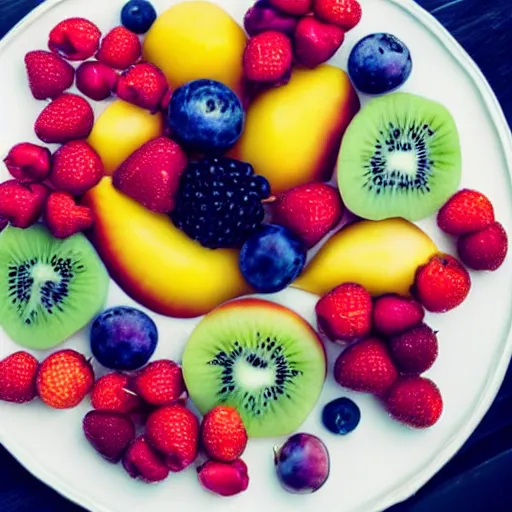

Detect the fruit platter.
[{"left": 0, "top": 0, "right": 511, "bottom": 510}]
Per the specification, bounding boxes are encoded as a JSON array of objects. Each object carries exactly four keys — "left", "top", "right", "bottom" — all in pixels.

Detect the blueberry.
[
  {"left": 90, "top": 306, "right": 157, "bottom": 371},
  {"left": 239, "top": 224, "right": 306, "bottom": 293},
  {"left": 121, "top": 0, "right": 157, "bottom": 34},
  {"left": 167, "top": 79, "right": 244, "bottom": 154},
  {"left": 348, "top": 33, "right": 412, "bottom": 95},
  {"left": 322, "top": 397, "right": 361, "bottom": 435}
]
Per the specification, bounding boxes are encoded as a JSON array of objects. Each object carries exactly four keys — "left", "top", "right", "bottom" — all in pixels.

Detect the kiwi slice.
[
  {"left": 337, "top": 92, "right": 461, "bottom": 221},
  {"left": 0, "top": 224, "right": 109, "bottom": 350},
  {"left": 182, "top": 298, "right": 326, "bottom": 438}
]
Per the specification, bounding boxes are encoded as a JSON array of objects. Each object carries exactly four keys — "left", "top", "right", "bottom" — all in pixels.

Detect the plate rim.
[{"left": 0, "top": 0, "right": 511, "bottom": 511}]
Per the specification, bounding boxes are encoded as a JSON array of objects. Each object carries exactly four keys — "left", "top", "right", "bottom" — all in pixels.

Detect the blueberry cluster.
[{"left": 171, "top": 157, "right": 271, "bottom": 249}]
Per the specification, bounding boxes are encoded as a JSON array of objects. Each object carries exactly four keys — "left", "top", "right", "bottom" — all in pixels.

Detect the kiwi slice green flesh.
[
  {"left": 337, "top": 92, "right": 462, "bottom": 221},
  {"left": 182, "top": 298, "right": 326, "bottom": 438},
  {"left": 0, "top": 224, "right": 109, "bottom": 350}
]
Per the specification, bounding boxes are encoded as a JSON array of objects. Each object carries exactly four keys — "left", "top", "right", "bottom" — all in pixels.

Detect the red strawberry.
[
  {"left": 50, "top": 140, "right": 104, "bottom": 196},
  {"left": 113, "top": 137, "right": 187, "bottom": 213},
  {"left": 372, "top": 294, "right": 425, "bottom": 336},
  {"left": 201, "top": 406, "right": 248, "bottom": 462},
  {"left": 334, "top": 337, "right": 398, "bottom": 395},
  {"left": 386, "top": 376, "right": 443, "bottom": 428},
  {"left": 48, "top": 17, "right": 101, "bottom": 61},
  {"left": 389, "top": 324, "right": 438, "bottom": 375},
  {"left": 24, "top": 50, "right": 75, "bottom": 100},
  {"left": 273, "top": 183, "right": 343, "bottom": 248},
  {"left": 116, "top": 63, "right": 168, "bottom": 111},
  {"left": 0, "top": 351, "right": 39, "bottom": 403},
  {"left": 268, "top": 0, "right": 313, "bottom": 16},
  {"left": 83, "top": 410, "right": 135, "bottom": 463},
  {"left": 97, "top": 26, "right": 142, "bottom": 70},
  {"left": 134, "top": 360, "right": 185, "bottom": 407},
  {"left": 4, "top": 142, "right": 52, "bottom": 183},
  {"left": 294, "top": 16, "right": 345, "bottom": 68},
  {"left": 91, "top": 372, "right": 141, "bottom": 414},
  {"left": 243, "top": 31, "right": 293, "bottom": 83},
  {"left": 123, "top": 436, "right": 170, "bottom": 483},
  {"left": 413, "top": 254, "right": 471, "bottom": 313},
  {"left": 315, "top": 282, "right": 372, "bottom": 344},
  {"left": 34, "top": 93, "right": 94, "bottom": 144},
  {"left": 197, "top": 459, "right": 249, "bottom": 497},
  {"left": 146, "top": 404, "right": 199, "bottom": 472},
  {"left": 313, "top": 0, "right": 362, "bottom": 31},
  {"left": 437, "top": 189, "right": 495, "bottom": 236},
  {"left": 44, "top": 191, "right": 94, "bottom": 239},
  {"left": 76, "top": 61, "right": 118, "bottom": 101},
  {"left": 36, "top": 349, "right": 94, "bottom": 409},
  {"left": 0, "top": 180, "right": 49, "bottom": 229},
  {"left": 457, "top": 222, "right": 508, "bottom": 271}
]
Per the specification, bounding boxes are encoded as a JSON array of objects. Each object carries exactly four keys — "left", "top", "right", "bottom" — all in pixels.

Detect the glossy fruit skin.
[
  {"left": 314, "top": 0, "right": 363, "bottom": 31},
  {"left": 0, "top": 351, "right": 39, "bottom": 403},
  {"left": 322, "top": 397, "right": 360, "bottom": 435},
  {"left": 197, "top": 459, "right": 249, "bottom": 497},
  {"left": 3, "top": 143, "right": 51, "bottom": 183},
  {"left": 274, "top": 433, "right": 330, "bottom": 494},
  {"left": 295, "top": 218, "right": 438, "bottom": 297},
  {"left": 372, "top": 294, "right": 425, "bottom": 336},
  {"left": 134, "top": 360, "right": 185, "bottom": 406},
  {"left": 231, "top": 65, "right": 359, "bottom": 194},
  {"left": 121, "top": 0, "right": 157, "bottom": 34},
  {"left": 168, "top": 79, "right": 244, "bottom": 153},
  {"left": 82, "top": 178, "right": 251, "bottom": 318},
  {"left": 123, "top": 436, "right": 170, "bottom": 483},
  {"left": 240, "top": 224, "right": 307, "bottom": 293},
  {"left": 91, "top": 372, "right": 141, "bottom": 414},
  {"left": 48, "top": 18, "right": 101, "bottom": 61},
  {"left": 0, "top": 180, "right": 49, "bottom": 229},
  {"left": 90, "top": 306, "right": 158, "bottom": 371},
  {"left": 96, "top": 26, "right": 142, "bottom": 70},
  {"left": 143, "top": 1, "right": 247, "bottom": 98},
  {"left": 269, "top": 0, "right": 312, "bottom": 16},
  {"left": 76, "top": 61, "right": 118, "bottom": 101},
  {"left": 44, "top": 191, "right": 94, "bottom": 239},
  {"left": 243, "top": 0, "right": 298, "bottom": 37},
  {"left": 348, "top": 33, "right": 412, "bottom": 94}
]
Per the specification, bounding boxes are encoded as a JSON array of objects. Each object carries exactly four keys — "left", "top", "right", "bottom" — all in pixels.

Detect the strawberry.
[
  {"left": 437, "top": 189, "right": 495, "bottom": 236},
  {"left": 268, "top": 0, "right": 313, "bottom": 16},
  {"left": 413, "top": 254, "right": 471, "bottom": 313},
  {"left": 123, "top": 436, "right": 170, "bottom": 483},
  {"left": 91, "top": 372, "right": 141, "bottom": 414},
  {"left": 113, "top": 137, "right": 188, "bottom": 213},
  {"left": 243, "top": 31, "right": 293, "bottom": 83},
  {"left": 457, "top": 222, "right": 508, "bottom": 271},
  {"left": 197, "top": 459, "right": 249, "bottom": 497},
  {"left": 34, "top": 93, "right": 94, "bottom": 144},
  {"left": 24, "top": 50, "right": 74, "bottom": 100},
  {"left": 4, "top": 142, "right": 52, "bottom": 183},
  {"left": 116, "top": 63, "right": 168, "bottom": 111},
  {"left": 386, "top": 376, "right": 443, "bottom": 428},
  {"left": 83, "top": 410, "right": 135, "bottom": 463},
  {"left": 273, "top": 182, "right": 343, "bottom": 248},
  {"left": 146, "top": 404, "right": 199, "bottom": 472},
  {"left": 44, "top": 191, "right": 94, "bottom": 239},
  {"left": 36, "top": 349, "right": 94, "bottom": 409},
  {"left": 313, "top": 0, "right": 362, "bottom": 31},
  {"left": 48, "top": 17, "right": 101, "bottom": 61},
  {"left": 0, "top": 180, "right": 49, "bottom": 229},
  {"left": 96, "top": 26, "right": 142, "bottom": 70},
  {"left": 315, "top": 282, "right": 372, "bottom": 343},
  {"left": 389, "top": 324, "right": 438, "bottom": 375},
  {"left": 76, "top": 61, "right": 118, "bottom": 101},
  {"left": 294, "top": 16, "right": 345, "bottom": 69},
  {"left": 0, "top": 351, "right": 39, "bottom": 403},
  {"left": 372, "top": 294, "right": 425, "bottom": 337},
  {"left": 334, "top": 337, "right": 398, "bottom": 395},
  {"left": 134, "top": 360, "right": 185, "bottom": 407},
  {"left": 50, "top": 140, "right": 104, "bottom": 196},
  {"left": 201, "top": 406, "right": 248, "bottom": 462}
]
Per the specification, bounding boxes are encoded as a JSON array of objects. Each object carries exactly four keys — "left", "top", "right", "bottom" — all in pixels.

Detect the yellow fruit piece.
[
  {"left": 231, "top": 65, "right": 360, "bottom": 194},
  {"left": 294, "top": 218, "right": 438, "bottom": 297},
  {"left": 143, "top": 1, "right": 247, "bottom": 97},
  {"left": 88, "top": 101, "right": 164, "bottom": 175},
  {"left": 82, "top": 178, "right": 252, "bottom": 318}
]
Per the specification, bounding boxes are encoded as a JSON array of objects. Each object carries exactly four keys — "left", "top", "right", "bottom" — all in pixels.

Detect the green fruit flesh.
[
  {"left": 337, "top": 92, "right": 462, "bottom": 221},
  {"left": 182, "top": 298, "right": 326, "bottom": 438},
  {"left": 0, "top": 224, "right": 109, "bottom": 350}
]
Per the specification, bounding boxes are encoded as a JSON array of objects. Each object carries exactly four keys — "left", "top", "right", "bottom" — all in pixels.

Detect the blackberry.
[{"left": 171, "top": 156, "right": 271, "bottom": 249}]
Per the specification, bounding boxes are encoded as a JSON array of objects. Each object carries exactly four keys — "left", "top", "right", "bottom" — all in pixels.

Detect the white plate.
[{"left": 1, "top": 0, "right": 512, "bottom": 511}]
